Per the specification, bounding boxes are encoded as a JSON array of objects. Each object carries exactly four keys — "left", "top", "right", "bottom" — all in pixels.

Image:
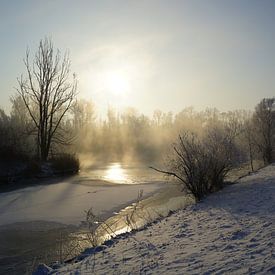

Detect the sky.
[{"left": 0, "top": 0, "right": 275, "bottom": 116}]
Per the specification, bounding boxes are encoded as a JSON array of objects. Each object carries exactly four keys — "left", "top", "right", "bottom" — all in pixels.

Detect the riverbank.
[{"left": 51, "top": 164, "right": 275, "bottom": 274}]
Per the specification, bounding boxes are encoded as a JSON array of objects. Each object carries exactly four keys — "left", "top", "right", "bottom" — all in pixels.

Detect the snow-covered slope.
[{"left": 52, "top": 165, "right": 275, "bottom": 274}]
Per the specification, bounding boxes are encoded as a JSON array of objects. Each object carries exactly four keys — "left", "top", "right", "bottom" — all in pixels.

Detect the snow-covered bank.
[{"left": 52, "top": 165, "right": 275, "bottom": 274}]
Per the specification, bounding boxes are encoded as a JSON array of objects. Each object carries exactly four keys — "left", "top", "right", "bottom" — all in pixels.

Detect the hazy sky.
[{"left": 0, "top": 0, "right": 275, "bottom": 116}]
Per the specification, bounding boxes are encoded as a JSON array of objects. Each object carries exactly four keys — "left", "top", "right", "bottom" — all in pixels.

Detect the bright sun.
[{"left": 105, "top": 72, "right": 130, "bottom": 95}]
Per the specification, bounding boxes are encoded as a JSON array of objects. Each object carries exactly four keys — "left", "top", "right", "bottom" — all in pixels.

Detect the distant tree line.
[
  {"left": 70, "top": 98, "right": 275, "bottom": 167},
  {"left": 0, "top": 96, "right": 274, "bottom": 164}
]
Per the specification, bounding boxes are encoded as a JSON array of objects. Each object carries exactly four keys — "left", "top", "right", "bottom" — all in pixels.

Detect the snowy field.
[{"left": 51, "top": 165, "right": 275, "bottom": 274}]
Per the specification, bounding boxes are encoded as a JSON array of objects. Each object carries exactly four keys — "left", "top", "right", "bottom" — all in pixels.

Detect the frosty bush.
[{"left": 151, "top": 128, "right": 240, "bottom": 201}]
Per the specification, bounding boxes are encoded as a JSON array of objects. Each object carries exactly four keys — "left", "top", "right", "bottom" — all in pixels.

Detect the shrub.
[
  {"left": 151, "top": 129, "right": 240, "bottom": 201},
  {"left": 50, "top": 153, "right": 80, "bottom": 175}
]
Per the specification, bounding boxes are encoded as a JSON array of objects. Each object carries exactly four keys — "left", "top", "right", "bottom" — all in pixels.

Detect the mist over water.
[
  {"left": 79, "top": 159, "right": 164, "bottom": 184},
  {"left": 71, "top": 105, "right": 253, "bottom": 169}
]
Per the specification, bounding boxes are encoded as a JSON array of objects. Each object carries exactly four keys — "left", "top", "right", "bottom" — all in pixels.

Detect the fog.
[
  {"left": 70, "top": 101, "right": 251, "bottom": 168},
  {"left": 1, "top": 94, "right": 274, "bottom": 177}
]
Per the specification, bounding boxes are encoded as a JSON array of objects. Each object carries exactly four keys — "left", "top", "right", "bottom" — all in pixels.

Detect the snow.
[
  {"left": 51, "top": 165, "right": 275, "bottom": 274},
  {"left": 0, "top": 176, "right": 165, "bottom": 226}
]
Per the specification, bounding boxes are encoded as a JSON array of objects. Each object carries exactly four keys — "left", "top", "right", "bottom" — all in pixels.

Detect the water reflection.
[
  {"left": 83, "top": 162, "right": 164, "bottom": 184},
  {"left": 97, "top": 187, "right": 194, "bottom": 243},
  {"left": 103, "top": 163, "right": 129, "bottom": 183}
]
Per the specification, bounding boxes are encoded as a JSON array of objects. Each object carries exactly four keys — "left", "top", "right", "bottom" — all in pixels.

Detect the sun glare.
[
  {"left": 105, "top": 72, "right": 130, "bottom": 95},
  {"left": 104, "top": 163, "right": 127, "bottom": 183}
]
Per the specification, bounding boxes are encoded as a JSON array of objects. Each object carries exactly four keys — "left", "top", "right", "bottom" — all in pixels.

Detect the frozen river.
[
  {"left": 0, "top": 163, "right": 165, "bottom": 226},
  {"left": 0, "top": 163, "right": 169, "bottom": 273}
]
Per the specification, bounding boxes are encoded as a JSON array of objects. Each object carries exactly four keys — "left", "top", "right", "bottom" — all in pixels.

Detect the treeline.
[
  {"left": 0, "top": 97, "right": 274, "bottom": 169},
  {"left": 71, "top": 97, "right": 275, "bottom": 167}
]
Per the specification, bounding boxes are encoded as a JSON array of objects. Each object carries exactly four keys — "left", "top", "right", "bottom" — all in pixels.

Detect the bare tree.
[
  {"left": 242, "top": 113, "right": 256, "bottom": 171},
  {"left": 253, "top": 98, "right": 275, "bottom": 164},
  {"left": 17, "top": 38, "right": 77, "bottom": 161}
]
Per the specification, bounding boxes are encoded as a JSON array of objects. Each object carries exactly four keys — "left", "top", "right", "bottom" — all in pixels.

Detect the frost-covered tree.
[
  {"left": 17, "top": 38, "right": 77, "bottom": 161},
  {"left": 253, "top": 98, "right": 275, "bottom": 164}
]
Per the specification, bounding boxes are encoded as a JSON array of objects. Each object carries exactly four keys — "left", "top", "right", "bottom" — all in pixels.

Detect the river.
[{"left": 0, "top": 162, "right": 191, "bottom": 274}]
